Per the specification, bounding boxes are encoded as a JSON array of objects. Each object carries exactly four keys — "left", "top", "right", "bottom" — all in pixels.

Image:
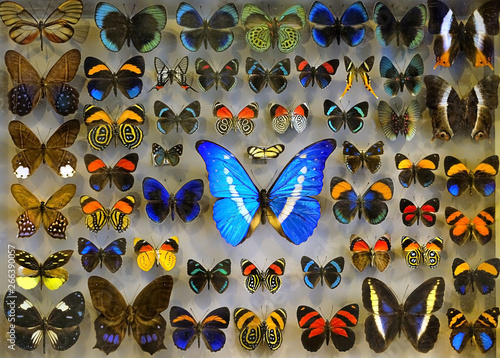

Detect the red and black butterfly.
[
  {"left": 349, "top": 234, "right": 391, "bottom": 272},
  {"left": 84, "top": 153, "right": 138, "bottom": 192},
  {"left": 294, "top": 55, "right": 339, "bottom": 89},
  {"left": 400, "top": 198, "right": 439, "bottom": 227}
]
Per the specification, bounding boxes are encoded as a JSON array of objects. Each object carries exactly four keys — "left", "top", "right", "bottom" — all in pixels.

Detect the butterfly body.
[
  {"left": 301, "top": 256, "right": 344, "bottom": 289},
  {"left": 245, "top": 57, "right": 291, "bottom": 94},
  {"left": 155, "top": 100, "right": 201, "bottom": 135},
  {"left": 343, "top": 140, "right": 384, "bottom": 174},
  {"left": 401, "top": 236, "right": 443, "bottom": 268},
  {"left": 445, "top": 206, "right": 495, "bottom": 246},
  {"left": 444, "top": 155, "right": 498, "bottom": 196},
  {"left": 324, "top": 100, "right": 368, "bottom": 133},
  {"left": 350, "top": 234, "right": 391, "bottom": 272},
  {"left": 234, "top": 307, "right": 287, "bottom": 350},
  {"left": 78, "top": 237, "right": 126, "bottom": 273},
  {"left": 452, "top": 258, "right": 500, "bottom": 295},
  {"left": 340, "top": 55, "right": 377, "bottom": 99},
  {"left": 134, "top": 237, "right": 179, "bottom": 272},
  {"left": 188, "top": 259, "right": 231, "bottom": 294}
]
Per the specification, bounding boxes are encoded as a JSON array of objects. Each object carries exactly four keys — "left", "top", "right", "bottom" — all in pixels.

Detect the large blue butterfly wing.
[
  {"left": 177, "top": 2, "right": 205, "bottom": 51},
  {"left": 142, "top": 177, "right": 171, "bottom": 223},
  {"left": 200, "top": 307, "right": 230, "bottom": 352},
  {"left": 340, "top": 1, "right": 368, "bottom": 47},
  {"left": 130, "top": 5, "right": 167, "bottom": 53},
  {"left": 206, "top": 3, "right": 239, "bottom": 51},
  {"left": 170, "top": 306, "right": 198, "bottom": 350},
  {"left": 102, "top": 238, "right": 127, "bottom": 273},
  {"left": 174, "top": 179, "right": 204, "bottom": 223},
  {"left": 78, "top": 237, "right": 101, "bottom": 272},
  {"left": 94, "top": 2, "right": 128, "bottom": 52},
  {"left": 309, "top": 1, "right": 336, "bottom": 47}
]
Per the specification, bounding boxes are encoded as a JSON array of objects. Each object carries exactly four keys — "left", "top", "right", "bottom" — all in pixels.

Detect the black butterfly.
[
  {"left": 195, "top": 58, "right": 239, "bottom": 91},
  {"left": 395, "top": 153, "right": 440, "bottom": 188},
  {"left": 150, "top": 56, "right": 196, "bottom": 92},
  {"left": 187, "top": 259, "right": 232, "bottom": 294},
  {"left": 294, "top": 55, "right": 339, "bottom": 89},
  {"left": 343, "top": 141, "right": 384, "bottom": 174},
  {"left": 78, "top": 237, "right": 127, "bottom": 273},
  {"left": 452, "top": 258, "right": 500, "bottom": 295},
  {"left": 300, "top": 256, "right": 344, "bottom": 289},
  {"left": 152, "top": 143, "right": 183, "bottom": 167},
  {"left": 377, "top": 100, "right": 420, "bottom": 141},
  {"left": 379, "top": 54, "right": 424, "bottom": 97},
  {"left": 245, "top": 57, "right": 291, "bottom": 94},
  {"left": 324, "top": 100, "right": 368, "bottom": 133},
  {"left": 154, "top": 100, "right": 201, "bottom": 135}
]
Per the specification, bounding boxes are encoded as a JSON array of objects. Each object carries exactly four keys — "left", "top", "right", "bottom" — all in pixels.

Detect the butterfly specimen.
[
  {"left": 343, "top": 141, "right": 384, "bottom": 174},
  {"left": 308, "top": 1, "right": 368, "bottom": 47},
  {"left": 350, "top": 234, "right": 391, "bottom": 272},
  {"left": 0, "top": 0, "right": 83, "bottom": 50},
  {"left": 187, "top": 259, "right": 231, "bottom": 294},
  {"left": 11, "top": 183, "right": 76, "bottom": 239},
  {"left": 234, "top": 307, "right": 287, "bottom": 350},
  {"left": 330, "top": 177, "right": 394, "bottom": 224},
  {"left": 401, "top": 236, "right": 443, "bottom": 269},
  {"left": 5, "top": 49, "right": 80, "bottom": 116},
  {"left": 297, "top": 304, "right": 359, "bottom": 352},
  {"left": 80, "top": 195, "right": 135, "bottom": 233},
  {"left": 241, "top": 4, "right": 305, "bottom": 53},
  {"left": 152, "top": 143, "right": 183, "bottom": 166},
  {"left": 340, "top": 55, "right": 377, "bottom": 99},
  {"left": 362, "top": 276, "right": 445, "bottom": 353},
  {"left": 447, "top": 307, "right": 500, "bottom": 353},
  {"left": 196, "top": 58, "right": 238, "bottom": 91},
  {"left": 377, "top": 99, "right": 420, "bottom": 141},
  {"left": 301, "top": 256, "right": 344, "bottom": 289},
  {"left": 294, "top": 55, "right": 339, "bottom": 89},
  {"left": 240, "top": 258, "right": 285, "bottom": 294},
  {"left": 84, "top": 55, "right": 145, "bottom": 100},
  {"left": 424, "top": 75, "right": 500, "bottom": 141},
  {"left": 213, "top": 101, "right": 259, "bottom": 136},
  {"left": 3, "top": 290, "right": 85, "bottom": 353},
  {"left": 324, "top": 100, "right": 368, "bottom": 133},
  {"left": 14, "top": 249, "right": 73, "bottom": 290},
  {"left": 444, "top": 155, "right": 498, "bottom": 196},
  {"left": 428, "top": 0, "right": 499, "bottom": 69},
  {"left": 151, "top": 56, "right": 196, "bottom": 92},
  {"left": 94, "top": 2, "right": 166, "bottom": 52},
  {"left": 196, "top": 139, "right": 336, "bottom": 246},
  {"left": 400, "top": 198, "right": 439, "bottom": 227},
  {"left": 88, "top": 275, "right": 173, "bottom": 355},
  {"left": 78, "top": 237, "right": 126, "bottom": 273},
  {"left": 247, "top": 144, "right": 285, "bottom": 160},
  {"left": 176, "top": 2, "right": 239, "bottom": 52},
  {"left": 154, "top": 100, "right": 201, "bottom": 135},
  {"left": 245, "top": 57, "right": 291, "bottom": 93},
  {"left": 268, "top": 103, "right": 309, "bottom": 134},
  {"left": 9, "top": 119, "right": 79, "bottom": 179},
  {"left": 373, "top": 2, "right": 427, "bottom": 49},
  {"left": 452, "top": 258, "right": 500, "bottom": 295},
  {"left": 84, "top": 153, "right": 138, "bottom": 192},
  {"left": 379, "top": 54, "right": 424, "bottom": 97},
  {"left": 134, "top": 237, "right": 179, "bottom": 272},
  {"left": 170, "top": 306, "right": 230, "bottom": 351},
  {"left": 445, "top": 206, "right": 495, "bottom": 246},
  {"left": 395, "top": 153, "right": 439, "bottom": 188}
]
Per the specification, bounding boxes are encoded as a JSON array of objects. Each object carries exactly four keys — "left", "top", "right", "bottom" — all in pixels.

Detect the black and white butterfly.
[{"left": 150, "top": 56, "right": 196, "bottom": 92}]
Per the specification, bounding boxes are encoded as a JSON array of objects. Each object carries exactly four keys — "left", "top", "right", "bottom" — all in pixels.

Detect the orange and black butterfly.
[
  {"left": 452, "top": 257, "right": 500, "bottom": 295},
  {"left": 349, "top": 234, "right": 391, "bottom": 272},
  {"left": 445, "top": 206, "right": 495, "bottom": 246},
  {"left": 395, "top": 153, "right": 439, "bottom": 188},
  {"left": 444, "top": 155, "right": 498, "bottom": 196},
  {"left": 80, "top": 195, "right": 135, "bottom": 233},
  {"left": 84, "top": 153, "right": 138, "bottom": 192},
  {"left": 340, "top": 56, "right": 377, "bottom": 99},
  {"left": 5, "top": 49, "right": 80, "bottom": 116}
]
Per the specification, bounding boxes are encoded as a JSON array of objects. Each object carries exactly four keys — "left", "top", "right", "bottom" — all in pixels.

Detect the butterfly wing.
[
  {"left": 236, "top": 102, "right": 259, "bottom": 135},
  {"left": 108, "top": 196, "right": 134, "bottom": 232},
  {"left": 187, "top": 259, "right": 209, "bottom": 293},
  {"left": 471, "top": 207, "right": 495, "bottom": 245},
  {"left": 109, "top": 153, "right": 138, "bottom": 191},
  {"left": 472, "top": 307, "right": 500, "bottom": 353},
  {"left": 473, "top": 258, "right": 500, "bottom": 295},
  {"left": 473, "top": 155, "right": 498, "bottom": 197},
  {"left": 373, "top": 2, "right": 397, "bottom": 47},
  {"left": 9, "top": 120, "right": 43, "bottom": 178},
  {"left": 43, "top": 119, "right": 80, "bottom": 178},
  {"left": 241, "top": 4, "right": 273, "bottom": 52},
  {"left": 342, "top": 141, "right": 362, "bottom": 173},
  {"left": 133, "top": 238, "right": 158, "bottom": 271},
  {"left": 245, "top": 57, "right": 267, "bottom": 93},
  {"left": 176, "top": 100, "right": 200, "bottom": 134},
  {"left": 463, "top": 1, "right": 496, "bottom": 69},
  {"left": 415, "top": 154, "right": 440, "bottom": 187},
  {"left": 399, "top": 5, "right": 427, "bottom": 48},
  {"left": 155, "top": 100, "right": 178, "bottom": 134},
  {"left": 322, "top": 256, "right": 344, "bottom": 289},
  {"left": 379, "top": 55, "right": 402, "bottom": 96},
  {"left": 419, "top": 198, "right": 440, "bottom": 227},
  {"left": 268, "top": 59, "right": 291, "bottom": 94},
  {"left": 262, "top": 258, "right": 285, "bottom": 294},
  {"left": 296, "top": 305, "right": 327, "bottom": 351},
  {"left": 290, "top": 103, "right": 309, "bottom": 133},
  {"left": 101, "top": 238, "right": 127, "bottom": 273},
  {"left": 200, "top": 307, "right": 230, "bottom": 351},
  {"left": 85, "top": 154, "right": 110, "bottom": 191},
  {"left": 78, "top": 237, "right": 101, "bottom": 272},
  {"left": 349, "top": 235, "right": 372, "bottom": 272},
  {"left": 329, "top": 304, "right": 359, "bottom": 351},
  {"left": 294, "top": 55, "right": 313, "bottom": 87},
  {"left": 264, "top": 309, "right": 287, "bottom": 350},
  {"left": 428, "top": 0, "right": 460, "bottom": 68},
  {"left": 165, "top": 144, "right": 183, "bottom": 166},
  {"left": 467, "top": 75, "right": 499, "bottom": 141},
  {"left": 423, "top": 237, "right": 444, "bottom": 268},
  {"left": 372, "top": 235, "right": 392, "bottom": 272},
  {"left": 358, "top": 56, "right": 377, "bottom": 98},
  {"left": 84, "top": 56, "right": 115, "bottom": 100},
  {"left": 174, "top": 179, "right": 204, "bottom": 223},
  {"left": 394, "top": 153, "right": 415, "bottom": 187},
  {"left": 129, "top": 5, "right": 166, "bottom": 52},
  {"left": 444, "top": 156, "right": 472, "bottom": 196},
  {"left": 234, "top": 308, "right": 263, "bottom": 350},
  {"left": 452, "top": 258, "right": 473, "bottom": 295},
  {"left": 269, "top": 103, "right": 291, "bottom": 134},
  {"left": 300, "top": 256, "right": 321, "bottom": 289},
  {"left": 115, "top": 56, "right": 145, "bottom": 99},
  {"left": 275, "top": 5, "right": 305, "bottom": 53},
  {"left": 114, "top": 104, "right": 145, "bottom": 149},
  {"left": 142, "top": 177, "right": 171, "bottom": 224},
  {"left": 445, "top": 207, "right": 471, "bottom": 245},
  {"left": 156, "top": 237, "right": 179, "bottom": 272},
  {"left": 330, "top": 177, "right": 360, "bottom": 224},
  {"left": 80, "top": 195, "right": 109, "bottom": 233},
  {"left": 213, "top": 101, "right": 235, "bottom": 135},
  {"left": 403, "top": 54, "right": 424, "bottom": 95},
  {"left": 401, "top": 236, "right": 423, "bottom": 268},
  {"left": 209, "top": 259, "right": 232, "bottom": 294},
  {"left": 360, "top": 178, "right": 393, "bottom": 224},
  {"left": 240, "top": 259, "right": 262, "bottom": 293},
  {"left": 169, "top": 306, "right": 198, "bottom": 350},
  {"left": 39, "top": 184, "right": 76, "bottom": 238},
  {"left": 363, "top": 140, "right": 384, "bottom": 173},
  {"left": 446, "top": 308, "right": 472, "bottom": 353},
  {"left": 94, "top": 2, "right": 129, "bottom": 51},
  {"left": 217, "top": 58, "right": 239, "bottom": 91},
  {"left": 195, "top": 58, "right": 216, "bottom": 91}
]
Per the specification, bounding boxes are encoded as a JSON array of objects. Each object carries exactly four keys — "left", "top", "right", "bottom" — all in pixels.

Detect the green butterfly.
[{"left": 241, "top": 4, "right": 305, "bottom": 53}]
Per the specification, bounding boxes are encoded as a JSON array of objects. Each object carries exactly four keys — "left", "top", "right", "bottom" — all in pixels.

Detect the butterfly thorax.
[
  {"left": 259, "top": 189, "right": 269, "bottom": 224},
  {"left": 126, "top": 304, "right": 136, "bottom": 335},
  {"left": 456, "top": 23, "right": 467, "bottom": 51}
]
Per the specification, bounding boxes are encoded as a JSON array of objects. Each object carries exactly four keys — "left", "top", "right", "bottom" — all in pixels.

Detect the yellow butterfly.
[{"left": 133, "top": 237, "right": 179, "bottom": 271}]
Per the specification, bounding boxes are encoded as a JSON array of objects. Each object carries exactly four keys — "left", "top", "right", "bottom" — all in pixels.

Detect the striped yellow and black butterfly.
[
  {"left": 240, "top": 258, "right": 285, "bottom": 294},
  {"left": 234, "top": 307, "right": 287, "bottom": 350},
  {"left": 401, "top": 236, "right": 443, "bottom": 269},
  {"left": 247, "top": 144, "right": 285, "bottom": 160},
  {"left": 84, "top": 104, "right": 144, "bottom": 151},
  {"left": 11, "top": 183, "right": 76, "bottom": 239},
  {"left": 80, "top": 195, "right": 135, "bottom": 233},
  {"left": 14, "top": 249, "right": 73, "bottom": 290}
]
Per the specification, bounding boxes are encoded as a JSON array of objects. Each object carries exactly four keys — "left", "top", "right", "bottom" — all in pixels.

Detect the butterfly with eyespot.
[
  {"left": 80, "top": 195, "right": 135, "bottom": 233},
  {"left": 133, "top": 237, "right": 179, "bottom": 272},
  {"left": 150, "top": 56, "right": 196, "bottom": 92},
  {"left": 425, "top": 74, "right": 500, "bottom": 141},
  {"left": 268, "top": 103, "right": 309, "bottom": 134},
  {"left": 177, "top": 2, "right": 238, "bottom": 52},
  {"left": 308, "top": 1, "right": 369, "bottom": 47},
  {"left": 11, "top": 183, "right": 76, "bottom": 239},
  {"left": 447, "top": 307, "right": 500, "bottom": 353},
  {"left": 152, "top": 143, "right": 183, "bottom": 167},
  {"left": 324, "top": 100, "right": 368, "bottom": 133},
  {"left": 395, "top": 153, "right": 439, "bottom": 188},
  {"left": 88, "top": 275, "right": 173, "bottom": 355},
  {"left": 170, "top": 306, "right": 230, "bottom": 352},
  {"left": 213, "top": 101, "right": 259, "bottom": 136},
  {"left": 84, "top": 55, "right": 144, "bottom": 100},
  {"left": 9, "top": 119, "right": 79, "bottom": 179},
  {"left": 373, "top": 2, "right": 427, "bottom": 49},
  {"left": 350, "top": 234, "right": 391, "bottom": 272},
  {"left": 363, "top": 276, "right": 445, "bottom": 352},
  {"left": 234, "top": 307, "right": 287, "bottom": 351},
  {"left": 0, "top": 0, "right": 83, "bottom": 50},
  {"left": 340, "top": 55, "right": 377, "bottom": 99},
  {"left": 187, "top": 259, "right": 231, "bottom": 294},
  {"left": 445, "top": 206, "right": 495, "bottom": 246},
  {"left": 377, "top": 99, "right": 420, "bottom": 141},
  {"left": 5, "top": 49, "right": 80, "bottom": 116},
  {"left": 301, "top": 256, "right": 344, "bottom": 289},
  {"left": 14, "top": 249, "right": 73, "bottom": 290},
  {"left": 343, "top": 141, "right": 384, "bottom": 174},
  {"left": 400, "top": 198, "right": 439, "bottom": 227},
  {"left": 78, "top": 237, "right": 126, "bottom": 273},
  {"left": 94, "top": 2, "right": 166, "bottom": 52},
  {"left": 196, "top": 58, "right": 238, "bottom": 91},
  {"left": 428, "top": 0, "right": 499, "bottom": 69},
  {"left": 197, "top": 139, "right": 336, "bottom": 246},
  {"left": 241, "top": 4, "right": 305, "bottom": 53},
  {"left": 247, "top": 144, "right": 285, "bottom": 160},
  {"left": 142, "top": 177, "right": 204, "bottom": 224},
  {"left": 401, "top": 236, "right": 443, "bottom": 269},
  {"left": 155, "top": 100, "right": 200, "bottom": 135},
  {"left": 84, "top": 153, "right": 138, "bottom": 192},
  {"left": 444, "top": 155, "right": 498, "bottom": 197},
  {"left": 379, "top": 54, "right": 424, "bottom": 97},
  {"left": 294, "top": 55, "right": 339, "bottom": 89},
  {"left": 330, "top": 177, "right": 394, "bottom": 225},
  {"left": 246, "top": 57, "right": 290, "bottom": 94},
  {"left": 297, "top": 304, "right": 359, "bottom": 352},
  {"left": 452, "top": 257, "right": 500, "bottom": 295},
  {"left": 240, "top": 258, "right": 285, "bottom": 294},
  {"left": 3, "top": 290, "right": 85, "bottom": 354}
]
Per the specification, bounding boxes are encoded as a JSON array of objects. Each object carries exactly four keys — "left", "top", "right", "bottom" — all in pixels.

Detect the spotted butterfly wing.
[
  {"left": 196, "top": 58, "right": 238, "bottom": 91},
  {"left": 84, "top": 153, "right": 138, "bottom": 192},
  {"left": 324, "top": 100, "right": 368, "bottom": 133},
  {"left": 268, "top": 103, "right": 309, "bottom": 134},
  {"left": 213, "top": 101, "right": 259, "bottom": 136},
  {"left": 342, "top": 140, "right": 384, "bottom": 174},
  {"left": 401, "top": 236, "right": 443, "bottom": 268},
  {"left": 445, "top": 206, "right": 495, "bottom": 246},
  {"left": 155, "top": 100, "right": 200, "bottom": 135},
  {"left": 245, "top": 57, "right": 290, "bottom": 93},
  {"left": 187, "top": 259, "right": 231, "bottom": 294},
  {"left": 395, "top": 153, "right": 439, "bottom": 188},
  {"left": 80, "top": 195, "right": 135, "bottom": 233},
  {"left": 452, "top": 258, "right": 500, "bottom": 295},
  {"left": 294, "top": 55, "right": 339, "bottom": 89},
  {"left": 152, "top": 143, "right": 183, "bottom": 167},
  {"left": 400, "top": 198, "right": 439, "bottom": 227},
  {"left": 379, "top": 54, "right": 424, "bottom": 96},
  {"left": 301, "top": 256, "right": 344, "bottom": 289},
  {"left": 134, "top": 237, "right": 179, "bottom": 272},
  {"left": 350, "top": 234, "right": 391, "bottom": 272},
  {"left": 78, "top": 237, "right": 126, "bottom": 273},
  {"left": 377, "top": 99, "right": 420, "bottom": 141},
  {"left": 444, "top": 155, "right": 498, "bottom": 196},
  {"left": 240, "top": 258, "right": 285, "bottom": 294},
  {"left": 234, "top": 307, "right": 287, "bottom": 350},
  {"left": 340, "top": 55, "right": 377, "bottom": 99}
]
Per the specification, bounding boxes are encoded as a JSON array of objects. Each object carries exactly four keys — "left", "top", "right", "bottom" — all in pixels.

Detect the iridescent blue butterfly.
[
  {"left": 77, "top": 237, "right": 126, "bottom": 273},
  {"left": 196, "top": 139, "right": 336, "bottom": 246}
]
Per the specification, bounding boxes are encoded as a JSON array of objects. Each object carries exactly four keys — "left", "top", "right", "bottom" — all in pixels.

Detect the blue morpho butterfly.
[
  {"left": 77, "top": 237, "right": 126, "bottom": 273},
  {"left": 176, "top": 2, "right": 239, "bottom": 52},
  {"left": 142, "top": 177, "right": 204, "bottom": 224},
  {"left": 196, "top": 139, "right": 336, "bottom": 246},
  {"left": 301, "top": 256, "right": 344, "bottom": 289},
  {"left": 379, "top": 54, "right": 424, "bottom": 97},
  {"left": 309, "top": 1, "right": 369, "bottom": 47}
]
